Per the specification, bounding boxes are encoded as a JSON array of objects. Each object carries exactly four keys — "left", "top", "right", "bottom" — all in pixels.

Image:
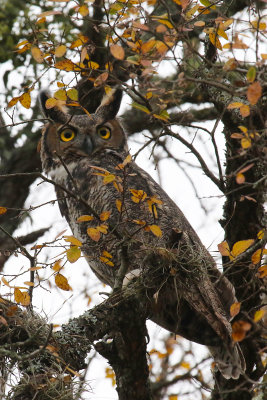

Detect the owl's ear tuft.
[
  {"left": 38, "top": 90, "right": 69, "bottom": 124},
  {"left": 94, "top": 88, "right": 122, "bottom": 122}
]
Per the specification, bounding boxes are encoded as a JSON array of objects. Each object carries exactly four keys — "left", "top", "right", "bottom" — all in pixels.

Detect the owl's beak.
[{"left": 84, "top": 136, "right": 93, "bottom": 156}]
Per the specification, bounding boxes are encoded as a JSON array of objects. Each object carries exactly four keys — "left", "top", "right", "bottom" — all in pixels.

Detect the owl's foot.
[{"left": 122, "top": 269, "right": 141, "bottom": 286}]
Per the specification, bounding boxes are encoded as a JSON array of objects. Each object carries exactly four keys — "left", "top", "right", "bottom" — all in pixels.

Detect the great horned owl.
[{"left": 39, "top": 88, "right": 245, "bottom": 379}]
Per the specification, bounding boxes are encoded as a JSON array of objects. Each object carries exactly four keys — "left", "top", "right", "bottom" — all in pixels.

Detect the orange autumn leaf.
[
  {"left": 247, "top": 81, "right": 262, "bottom": 105},
  {"left": 54, "top": 59, "right": 75, "bottom": 71},
  {"left": 217, "top": 241, "right": 231, "bottom": 257},
  {"left": 251, "top": 249, "right": 267, "bottom": 264},
  {"left": 55, "top": 273, "right": 72, "bottom": 291},
  {"left": 31, "top": 47, "right": 44, "bottom": 63},
  {"left": 240, "top": 104, "right": 250, "bottom": 117},
  {"left": 230, "top": 302, "right": 241, "bottom": 318},
  {"left": 7, "top": 96, "right": 20, "bottom": 108},
  {"left": 110, "top": 44, "right": 125, "bottom": 60},
  {"left": 87, "top": 227, "right": 101, "bottom": 242},
  {"left": 232, "top": 320, "right": 251, "bottom": 342},
  {"left": 258, "top": 265, "right": 267, "bottom": 278},
  {"left": 236, "top": 173, "right": 245, "bottom": 184},
  {"left": 0, "top": 207, "right": 7, "bottom": 215},
  {"left": 55, "top": 44, "right": 67, "bottom": 57}
]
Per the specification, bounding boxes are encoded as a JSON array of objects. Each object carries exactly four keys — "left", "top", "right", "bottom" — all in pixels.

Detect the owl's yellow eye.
[
  {"left": 60, "top": 129, "right": 76, "bottom": 142},
  {"left": 97, "top": 126, "right": 111, "bottom": 140}
]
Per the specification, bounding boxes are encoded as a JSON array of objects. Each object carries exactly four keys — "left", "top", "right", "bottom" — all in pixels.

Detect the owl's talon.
[{"left": 122, "top": 269, "right": 141, "bottom": 287}]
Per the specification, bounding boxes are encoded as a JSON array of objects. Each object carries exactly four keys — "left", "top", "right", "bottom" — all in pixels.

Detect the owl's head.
[{"left": 39, "top": 88, "right": 127, "bottom": 172}]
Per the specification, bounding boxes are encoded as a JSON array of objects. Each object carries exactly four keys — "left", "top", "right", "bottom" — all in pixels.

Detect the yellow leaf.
[
  {"left": 97, "top": 224, "right": 108, "bottom": 234},
  {"left": 180, "top": 361, "right": 190, "bottom": 369},
  {"left": 209, "top": 33, "right": 222, "bottom": 50},
  {"left": 7, "top": 96, "right": 20, "bottom": 108},
  {"left": 102, "top": 250, "right": 112, "bottom": 258},
  {"left": 217, "top": 241, "right": 231, "bottom": 257},
  {"left": 257, "top": 230, "right": 265, "bottom": 240},
  {"left": 251, "top": 20, "right": 266, "bottom": 30},
  {"left": 247, "top": 81, "right": 262, "bottom": 105},
  {"left": 239, "top": 104, "right": 250, "bottom": 117},
  {"left": 45, "top": 98, "right": 57, "bottom": 109},
  {"left": 23, "top": 281, "right": 34, "bottom": 286},
  {"left": 103, "top": 174, "right": 116, "bottom": 184},
  {"left": 186, "top": 4, "right": 199, "bottom": 19},
  {"left": 79, "top": 4, "right": 89, "bottom": 16},
  {"left": 100, "top": 211, "right": 111, "bottom": 221},
  {"left": 54, "top": 59, "right": 75, "bottom": 71},
  {"left": 230, "top": 302, "right": 241, "bottom": 318},
  {"left": 55, "top": 44, "right": 67, "bottom": 57},
  {"left": 54, "top": 89, "right": 67, "bottom": 101},
  {"left": 132, "top": 219, "right": 146, "bottom": 225},
  {"left": 77, "top": 215, "right": 94, "bottom": 222},
  {"left": 130, "top": 189, "right": 147, "bottom": 203},
  {"left": 99, "top": 256, "right": 114, "bottom": 267},
  {"left": 149, "top": 225, "right": 162, "bottom": 237},
  {"left": 87, "top": 227, "right": 101, "bottom": 242},
  {"left": 2, "top": 277, "right": 11, "bottom": 287},
  {"left": 217, "top": 28, "right": 228, "bottom": 40},
  {"left": 20, "top": 292, "right": 31, "bottom": 306},
  {"left": 110, "top": 44, "right": 125, "bottom": 60},
  {"left": 241, "top": 137, "right": 251, "bottom": 149},
  {"left": 116, "top": 199, "right": 122, "bottom": 212},
  {"left": 169, "top": 396, "right": 178, "bottom": 400},
  {"left": 236, "top": 172, "right": 245, "bottom": 184},
  {"left": 66, "top": 246, "right": 81, "bottom": 263},
  {"left": 64, "top": 236, "right": 82, "bottom": 246},
  {"left": 254, "top": 309, "right": 265, "bottom": 322},
  {"left": 0, "top": 207, "right": 7, "bottom": 215},
  {"left": 52, "top": 261, "right": 62, "bottom": 272},
  {"left": 116, "top": 154, "right": 132, "bottom": 170},
  {"left": 227, "top": 102, "right": 244, "bottom": 109},
  {"left": 55, "top": 273, "right": 72, "bottom": 291},
  {"left": 238, "top": 125, "right": 248, "bottom": 133},
  {"left": 132, "top": 102, "right": 150, "bottom": 114},
  {"left": 14, "top": 288, "right": 23, "bottom": 304},
  {"left": 156, "top": 41, "right": 170, "bottom": 55},
  {"left": 31, "top": 47, "right": 44, "bottom": 63},
  {"left": 19, "top": 93, "right": 31, "bottom": 109},
  {"left": 141, "top": 39, "right": 156, "bottom": 54},
  {"left": 251, "top": 249, "right": 267, "bottom": 264},
  {"left": 261, "top": 53, "right": 267, "bottom": 60},
  {"left": 88, "top": 61, "right": 99, "bottom": 70},
  {"left": 231, "top": 239, "right": 254, "bottom": 258}
]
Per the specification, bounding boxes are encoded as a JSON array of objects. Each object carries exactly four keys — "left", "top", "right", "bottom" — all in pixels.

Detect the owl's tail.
[{"left": 208, "top": 343, "right": 246, "bottom": 379}]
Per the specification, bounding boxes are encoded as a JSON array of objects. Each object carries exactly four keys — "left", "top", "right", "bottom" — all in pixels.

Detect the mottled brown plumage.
[{"left": 39, "top": 89, "right": 245, "bottom": 379}]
